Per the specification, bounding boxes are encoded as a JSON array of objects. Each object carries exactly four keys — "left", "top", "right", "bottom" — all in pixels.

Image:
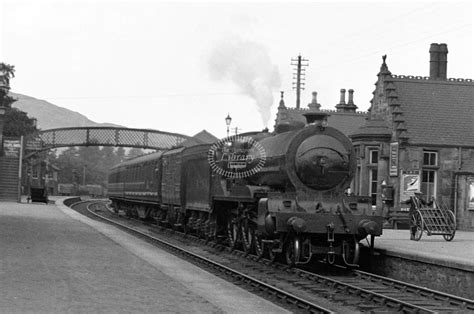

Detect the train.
[{"left": 108, "top": 111, "right": 383, "bottom": 266}]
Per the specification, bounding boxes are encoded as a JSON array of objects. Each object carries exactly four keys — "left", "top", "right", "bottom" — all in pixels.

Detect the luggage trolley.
[{"left": 410, "top": 197, "right": 456, "bottom": 241}]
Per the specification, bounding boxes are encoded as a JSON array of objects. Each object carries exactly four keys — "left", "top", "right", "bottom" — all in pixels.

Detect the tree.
[
  {"left": 127, "top": 147, "right": 144, "bottom": 159},
  {"left": 115, "top": 147, "right": 126, "bottom": 163},
  {"left": 0, "top": 63, "right": 15, "bottom": 100},
  {"left": 3, "top": 107, "right": 38, "bottom": 137},
  {"left": 0, "top": 62, "right": 38, "bottom": 137},
  {"left": 0, "top": 63, "right": 16, "bottom": 108}
]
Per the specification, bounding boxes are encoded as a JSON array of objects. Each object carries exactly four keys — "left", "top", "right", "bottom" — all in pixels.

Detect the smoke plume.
[{"left": 207, "top": 38, "right": 281, "bottom": 126}]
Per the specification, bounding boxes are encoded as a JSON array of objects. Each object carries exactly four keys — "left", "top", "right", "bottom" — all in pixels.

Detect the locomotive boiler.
[{"left": 108, "top": 111, "right": 383, "bottom": 267}]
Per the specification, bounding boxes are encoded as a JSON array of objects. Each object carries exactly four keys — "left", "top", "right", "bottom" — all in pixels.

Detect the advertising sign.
[
  {"left": 468, "top": 177, "right": 474, "bottom": 210},
  {"left": 3, "top": 139, "right": 21, "bottom": 158},
  {"left": 389, "top": 142, "right": 399, "bottom": 176},
  {"left": 400, "top": 170, "right": 420, "bottom": 205},
  {"left": 26, "top": 138, "right": 42, "bottom": 151}
]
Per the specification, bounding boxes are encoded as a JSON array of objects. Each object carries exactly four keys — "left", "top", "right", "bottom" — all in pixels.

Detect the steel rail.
[
  {"left": 83, "top": 201, "right": 335, "bottom": 314},
  {"left": 87, "top": 200, "right": 473, "bottom": 313}
]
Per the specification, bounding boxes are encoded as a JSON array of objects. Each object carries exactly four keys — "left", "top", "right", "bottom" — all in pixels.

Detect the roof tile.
[{"left": 392, "top": 78, "right": 474, "bottom": 146}]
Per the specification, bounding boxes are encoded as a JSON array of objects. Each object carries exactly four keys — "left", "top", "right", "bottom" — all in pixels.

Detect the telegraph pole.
[{"left": 291, "top": 55, "right": 309, "bottom": 109}]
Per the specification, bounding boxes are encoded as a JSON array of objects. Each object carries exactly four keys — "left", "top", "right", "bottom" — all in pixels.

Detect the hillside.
[{"left": 10, "top": 92, "right": 122, "bottom": 130}]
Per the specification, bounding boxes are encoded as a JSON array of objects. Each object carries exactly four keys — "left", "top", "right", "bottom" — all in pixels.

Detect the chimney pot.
[
  {"left": 339, "top": 89, "right": 346, "bottom": 104},
  {"left": 429, "top": 43, "right": 440, "bottom": 79},
  {"left": 347, "top": 89, "right": 355, "bottom": 105},
  {"left": 438, "top": 43, "right": 448, "bottom": 79}
]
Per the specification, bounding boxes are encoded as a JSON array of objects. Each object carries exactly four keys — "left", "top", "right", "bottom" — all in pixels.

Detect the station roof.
[{"left": 391, "top": 77, "right": 474, "bottom": 147}]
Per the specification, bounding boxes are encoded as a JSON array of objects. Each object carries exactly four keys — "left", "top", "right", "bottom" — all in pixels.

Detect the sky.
[{"left": 1, "top": 0, "right": 472, "bottom": 139}]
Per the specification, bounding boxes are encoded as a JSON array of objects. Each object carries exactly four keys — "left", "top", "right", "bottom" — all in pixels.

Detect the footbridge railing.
[{"left": 26, "top": 127, "right": 190, "bottom": 152}]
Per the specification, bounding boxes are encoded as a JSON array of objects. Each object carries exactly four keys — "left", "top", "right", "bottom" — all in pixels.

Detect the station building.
[
  {"left": 274, "top": 43, "right": 474, "bottom": 231},
  {"left": 274, "top": 89, "right": 368, "bottom": 136},
  {"left": 350, "top": 44, "right": 474, "bottom": 230}
]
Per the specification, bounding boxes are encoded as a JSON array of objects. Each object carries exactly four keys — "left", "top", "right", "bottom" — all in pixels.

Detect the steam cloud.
[{"left": 208, "top": 38, "right": 281, "bottom": 126}]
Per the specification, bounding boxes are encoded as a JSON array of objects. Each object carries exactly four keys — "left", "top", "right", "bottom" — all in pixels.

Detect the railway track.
[
  {"left": 73, "top": 200, "right": 334, "bottom": 313},
  {"left": 73, "top": 199, "right": 474, "bottom": 313}
]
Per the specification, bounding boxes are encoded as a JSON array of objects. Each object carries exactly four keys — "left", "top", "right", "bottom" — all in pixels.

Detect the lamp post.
[{"left": 225, "top": 114, "right": 232, "bottom": 137}]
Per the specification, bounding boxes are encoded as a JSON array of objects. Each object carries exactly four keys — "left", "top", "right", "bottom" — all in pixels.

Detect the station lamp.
[{"left": 225, "top": 114, "right": 232, "bottom": 137}]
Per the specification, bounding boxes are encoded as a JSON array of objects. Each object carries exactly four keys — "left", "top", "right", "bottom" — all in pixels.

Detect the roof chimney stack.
[
  {"left": 438, "top": 43, "right": 448, "bottom": 79},
  {"left": 429, "top": 43, "right": 448, "bottom": 79},
  {"left": 339, "top": 88, "right": 346, "bottom": 105},
  {"left": 429, "top": 43, "right": 440, "bottom": 78},
  {"left": 335, "top": 89, "right": 347, "bottom": 112},
  {"left": 347, "top": 89, "right": 355, "bottom": 105}
]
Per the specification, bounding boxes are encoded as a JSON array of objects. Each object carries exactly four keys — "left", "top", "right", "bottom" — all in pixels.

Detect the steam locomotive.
[{"left": 108, "top": 111, "right": 382, "bottom": 266}]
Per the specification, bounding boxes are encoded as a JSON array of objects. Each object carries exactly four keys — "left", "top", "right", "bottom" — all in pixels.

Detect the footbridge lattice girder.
[{"left": 30, "top": 127, "right": 190, "bottom": 151}]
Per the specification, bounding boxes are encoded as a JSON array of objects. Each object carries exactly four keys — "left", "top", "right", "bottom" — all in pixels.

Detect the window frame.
[
  {"left": 368, "top": 148, "right": 379, "bottom": 165},
  {"left": 421, "top": 150, "right": 438, "bottom": 198},
  {"left": 369, "top": 168, "right": 378, "bottom": 205}
]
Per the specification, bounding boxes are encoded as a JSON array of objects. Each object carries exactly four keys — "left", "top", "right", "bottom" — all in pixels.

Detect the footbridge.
[{"left": 26, "top": 127, "right": 191, "bottom": 152}]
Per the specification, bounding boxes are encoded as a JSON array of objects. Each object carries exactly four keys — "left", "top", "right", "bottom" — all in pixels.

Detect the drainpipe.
[
  {"left": 454, "top": 173, "right": 458, "bottom": 223},
  {"left": 454, "top": 146, "right": 462, "bottom": 221}
]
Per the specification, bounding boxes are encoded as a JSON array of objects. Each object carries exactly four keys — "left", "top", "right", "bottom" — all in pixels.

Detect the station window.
[
  {"left": 423, "top": 151, "right": 437, "bottom": 166},
  {"left": 367, "top": 148, "right": 379, "bottom": 205},
  {"left": 32, "top": 167, "right": 39, "bottom": 179},
  {"left": 369, "top": 168, "right": 378, "bottom": 205},
  {"left": 355, "top": 166, "right": 361, "bottom": 195},
  {"left": 421, "top": 170, "right": 436, "bottom": 198},
  {"left": 369, "top": 149, "right": 379, "bottom": 165},
  {"left": 421, "top": 151, "right": 438, "bottom": 199}
]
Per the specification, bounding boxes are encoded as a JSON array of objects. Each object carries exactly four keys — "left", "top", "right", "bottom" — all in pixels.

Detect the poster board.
[
  {"left": 3, "top": 139, "right": 21, "bottom": 158},
  {"left": 468, "top": 177, "right": 474, "bottom": 210},
  {"left": 400, "top": 170, "right": 420, "bottom": 210}
]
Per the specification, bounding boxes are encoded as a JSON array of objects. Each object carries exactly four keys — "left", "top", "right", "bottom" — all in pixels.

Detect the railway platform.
[
  {"left": 374, "top": 229, "right": 474, "bottom": 272},
  {"left": 0, "top": 198, "right": 289, "bottom": 313},
  {"left": 369, "top": 228, "right": 474, "bottom": 300}
]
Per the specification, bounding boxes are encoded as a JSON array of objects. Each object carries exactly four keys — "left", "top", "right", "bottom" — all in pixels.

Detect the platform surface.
[
  {"left": 0, "top": 200, "right": 289, "bottom": 313},
  {"left": 374, "top": 228, "right": 474, "bottom": 272}
]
